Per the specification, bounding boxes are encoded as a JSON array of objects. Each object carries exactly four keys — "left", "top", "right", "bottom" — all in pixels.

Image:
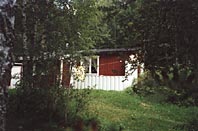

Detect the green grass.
[
  {"left": 7, "top": 89, "right": 198, "bottom": 131},
  {"left": 81, "top": 90, "right": 198, "bottom": 131}
]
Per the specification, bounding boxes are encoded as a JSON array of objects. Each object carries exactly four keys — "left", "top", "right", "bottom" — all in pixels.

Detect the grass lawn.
[{"left": 81, "top": 90, "right": 198, "bottom": 131}]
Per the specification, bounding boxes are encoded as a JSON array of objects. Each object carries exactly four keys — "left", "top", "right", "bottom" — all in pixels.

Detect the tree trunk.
[
  {"left": 21, "top": 0, "right": 33, "bottom": 88},
  {"left": 0, "top": 0, "right": 16, "bottom": 130}
]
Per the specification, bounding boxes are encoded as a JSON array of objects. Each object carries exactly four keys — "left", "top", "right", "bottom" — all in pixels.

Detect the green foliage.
[
  {"left": 98, "top": 0, "right": 141, "bottom": 49},
  {"left": 15, "top": 0, "right": 108, "bottom": 57},
  {"left": 95, "top": 0, "right": 198, "bottom": 107},
  {"left": 7, "top": 86, "right": 92, "bottom": 130},
  {"left": 10, "top": 1, "right": 111, "bottom": 130},
  {"left": 162, "top": 67, "right": 198, "bottom": 106},
  {"left": 135, "top": 0, "right": 198, "bottom": 70},
  {"left": 131, "top": 68, "right": 198, "bottom": 106},
  {"left": 14, "top": 0, "right": 110, "bottom": 88},
  {"left": 132, "top": 71, "right": 160, "bottom": 96},
  {"left": 117, "top": 0, "right": 198, "bottom": 106},
  {"left": 7, "top": 89, "right": 198, "bottom": 131}
]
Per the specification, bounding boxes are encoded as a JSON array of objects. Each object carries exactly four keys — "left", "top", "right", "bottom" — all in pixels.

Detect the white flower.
[{"left": 73, "top": 66, "right": 85, "bottom": 81}]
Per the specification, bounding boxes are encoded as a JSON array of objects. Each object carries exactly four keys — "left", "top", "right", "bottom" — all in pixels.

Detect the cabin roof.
[{"left": 91, "top": 47, "right": 140, "bottom": 53}]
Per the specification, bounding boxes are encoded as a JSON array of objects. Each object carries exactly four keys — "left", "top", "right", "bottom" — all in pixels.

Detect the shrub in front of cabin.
[{"left": 7, "top": 85, "right": 92, "bottom": 130}]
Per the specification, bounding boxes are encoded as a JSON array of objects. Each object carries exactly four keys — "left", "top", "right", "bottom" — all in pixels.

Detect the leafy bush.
[
  {"left": 7, "top": 86, "right": 92, "bottom": 130},
  {"left": 163, "top": 67, "right": 198, "bottom": 106},
  {"left": 131, "top": 68, "right": 198, "bottom": 106},
  {"left": 132, "top": 71, "right": 162, "bottom": 95}
]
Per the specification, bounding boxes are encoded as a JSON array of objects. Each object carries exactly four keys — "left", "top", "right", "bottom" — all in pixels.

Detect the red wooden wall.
[
  {"left": 62, "top": 61, "right": 71, "bottom": 87},
  {"left": 99, "top": 54, "right": 125, "bottom": 76}
]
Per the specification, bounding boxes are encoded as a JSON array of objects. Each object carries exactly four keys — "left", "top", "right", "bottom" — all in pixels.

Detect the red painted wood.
[
  {"left": 99, "top": 54, "right": 125, "bottom": 76},
  {"left": 62, "top": 61, "right": 71, "bottom": 87}
]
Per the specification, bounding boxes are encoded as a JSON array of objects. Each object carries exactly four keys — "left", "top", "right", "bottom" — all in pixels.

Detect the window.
[
  {"left": 10, "top": 63, "right": 22, "bottom": 88},
  {"left": 91, "top": 56, "right": 97, "bottom": 73},
  {"left": 81, "top": 56, "right": 99, "bottom": 75}
]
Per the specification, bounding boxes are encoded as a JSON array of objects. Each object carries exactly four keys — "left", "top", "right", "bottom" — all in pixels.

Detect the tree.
[
  {"left": 13, "top": 0, "right": 108, "bottom": 88},
  {"left": 133, "top": 0, "right": 198, "bottom": 104},
  {"left": 6, "top": 1, "right": 109, "bottom": 129},
  {"left": 0, "top": 0, "right": 16, "bottom": 130},
  {"left": 136, "top": 0, "right": 198, "bottom": 71},
  {"left": 99, "top": 0, "right": 198, "bottom": 104},
  {"left": 97, "top": 0, "right": 141, "bottom": 49}
]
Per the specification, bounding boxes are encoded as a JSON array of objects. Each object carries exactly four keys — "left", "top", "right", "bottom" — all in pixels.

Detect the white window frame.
[{"left": 81, "top": 56, "right": 99, "bottom": 76}]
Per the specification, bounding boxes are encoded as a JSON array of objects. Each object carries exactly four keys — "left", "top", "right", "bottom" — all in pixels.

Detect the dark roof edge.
[{"left": 91, "top": 47, "right": 141, "bottom": 53}]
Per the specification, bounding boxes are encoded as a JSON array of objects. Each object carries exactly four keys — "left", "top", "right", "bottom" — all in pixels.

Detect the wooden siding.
[
  {"left": 99, "top": 54, "right": 125, "bottom": 76},
  {"left": 72, "top": 69, "right": 138, "bottom": 91},
  {"left": 62, "top": 61, "right": 71, "bottom": 87}
]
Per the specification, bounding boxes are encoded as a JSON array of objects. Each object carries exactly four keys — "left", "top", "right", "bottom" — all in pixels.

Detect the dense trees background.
[
  {"left": 14, "top": 0, "right": 109, "bottom": 88},
  {"left": 138, "top": 0, "right": 198, "bottom": 72},
  {"left": 7, "top": 0, "right": 110, "bottom": 130},
  {"left": 133, "top": 0, "right": 198, "bottom": 105},
  {"left": 97, "top": 0, "right": 198, "bottom": 105}
]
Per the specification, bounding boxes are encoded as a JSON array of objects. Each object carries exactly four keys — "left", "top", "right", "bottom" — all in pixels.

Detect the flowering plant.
[{"left": 72, "top": 66, "right": 85, "bottom": 81}]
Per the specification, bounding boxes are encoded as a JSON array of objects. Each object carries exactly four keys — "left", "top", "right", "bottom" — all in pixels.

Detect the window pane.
[
  {"left": 82, "top": 57, "right": 90, "bottom": 73},
  {"left": 91, "top": 57, "right": 97, "bottom": 73}
]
